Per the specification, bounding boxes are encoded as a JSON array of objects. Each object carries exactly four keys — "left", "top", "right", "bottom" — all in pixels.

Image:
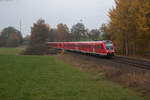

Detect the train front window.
[{"left": 105, "top": 43, "right": 113, "bottom": 50}]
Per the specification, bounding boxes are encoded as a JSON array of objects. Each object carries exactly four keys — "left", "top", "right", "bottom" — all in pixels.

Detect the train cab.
[{"left": 103, "top": 40, "right": 115, "bottom": 56}]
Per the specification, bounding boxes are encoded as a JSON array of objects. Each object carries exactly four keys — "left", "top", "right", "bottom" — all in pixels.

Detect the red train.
[{"left": 47, "top": 40, "right": 115, "bottom": 56}]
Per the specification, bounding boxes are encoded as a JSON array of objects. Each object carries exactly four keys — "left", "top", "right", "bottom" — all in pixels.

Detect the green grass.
[
  {"left": 0, "top": 48, "right": 148, "bottom": 100},
  {"left": 0, "top": 48, "right": 23, "bottom": 55}
]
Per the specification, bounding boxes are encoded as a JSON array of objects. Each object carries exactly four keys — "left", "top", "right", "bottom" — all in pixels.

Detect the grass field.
[
  {"left": 0, "top": 48, "right": 23, "bottom": 55},
  {"left": 0, "top": 48, "right": 148, "bottom": 100}
]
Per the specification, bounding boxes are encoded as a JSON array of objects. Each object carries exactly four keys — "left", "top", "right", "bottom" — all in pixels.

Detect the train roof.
[{"left": 48, "top": 40, "right": 112, "bottom": 44}]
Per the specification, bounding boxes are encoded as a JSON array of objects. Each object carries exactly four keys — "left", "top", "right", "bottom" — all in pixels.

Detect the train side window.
[
  {"left": 95, "top": 45, "right": 98, "bottom": 49},
  {"left": 95, "top": 45, "right": 97, "bottom": 49},
  {"left": 97, "top": 45, "right": 99, "bottom": 49},
  {"left": 101, "top": 44, "right": 104, "bottom": 49}
]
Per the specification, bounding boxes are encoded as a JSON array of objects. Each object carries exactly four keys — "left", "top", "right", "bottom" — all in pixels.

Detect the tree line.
[
  {"left": 24, "top": 19, "right": 106, "bottom": 55},
  {"left": 48, "top": 22, "right": 105, "bottom": 42},
  {"left": 0, "top": 19, "right": 105, "bottom": 54},
  {"left": 103, "top": 0, "right": 150, "bottom": 56},
  {"left": 0, "top": 22, "right": 105, "bottom": 49}
]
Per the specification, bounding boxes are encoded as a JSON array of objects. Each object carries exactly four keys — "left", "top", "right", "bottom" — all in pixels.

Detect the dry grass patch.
[
  {"left": 97, "top": 66, "right": 150, "bottom": 96},
  {"left": 55, "top": 53, "right": 150, "bottom": 97}
]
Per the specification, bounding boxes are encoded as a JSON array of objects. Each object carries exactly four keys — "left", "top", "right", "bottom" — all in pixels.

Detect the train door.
[
  {"left": 94, "top": 43, "right": 100, "bottom": 54},
  {"left": 100, "top": 43, "right": 105, "bottom": 53},
  {"left": 89, "top": 43, "right": 92, "bottom": 53},
  {"left": 87, "top": 43, "right": 91, "bottom": 53},
  {"left": 92, "top": 42, "right": 95, "bottom": 53},
  {"left": 75, "top": 42, "right": 78, "bottom": 51}
]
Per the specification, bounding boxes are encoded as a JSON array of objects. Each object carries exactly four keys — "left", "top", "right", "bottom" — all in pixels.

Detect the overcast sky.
[{"left": 0, "top": 0, "right": 115, "bottom": 36}]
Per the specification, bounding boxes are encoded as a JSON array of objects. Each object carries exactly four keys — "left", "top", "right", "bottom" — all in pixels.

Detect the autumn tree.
[
  {"left": 106, "top": 0, "right": 150, "bottom": 55},
  {"left": 99, "top": 24, "right": 109, "bottom": 40},
  {"left": 71, "top": 23, "right": 87, "bottom": 41},
  {"left": 88, "top": 29, "right": 100, "bottom": 40},
  {"left": 24, "top": 19, "right": 50, "bottom": 55},
  {"left": 48, "top": 28, "right": 58, "bottom": 42},
  {"left": 57, "top": 23, "right": 70, "bottom": 42},
  {"left": 108, "top": 0, "right": 132, "bottom": 55},
  {"left": 0, "top": 27, "right": 23, "bottom": 47},
  {"left": 136, "top": 0, "right": 150, "bottom": 53}
]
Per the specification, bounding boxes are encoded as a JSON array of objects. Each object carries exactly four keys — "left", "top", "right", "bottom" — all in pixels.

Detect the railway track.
[
  {"left": 111, "top": 56, "right": 150, "bottom": 70},
  {"left": 66, "top": 51, "right": 150, "bottom": 70}
]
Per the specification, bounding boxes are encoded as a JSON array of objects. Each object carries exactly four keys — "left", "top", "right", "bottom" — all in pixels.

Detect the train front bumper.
[{"left": 107, "top": 52, "right": 114, "bottom": 56}]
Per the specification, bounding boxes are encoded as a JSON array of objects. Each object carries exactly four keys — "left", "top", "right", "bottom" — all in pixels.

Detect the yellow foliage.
[
  {"left": 45, "top": 24, "right": 51, "bottom": 31},
  {"left": 107, "top": 0, "right": 150, "bottom": 55}
]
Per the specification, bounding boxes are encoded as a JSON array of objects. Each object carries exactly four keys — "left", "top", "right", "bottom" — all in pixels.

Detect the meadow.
[{"left": 0, "top": 48, "right": 147, "bottom": 100}]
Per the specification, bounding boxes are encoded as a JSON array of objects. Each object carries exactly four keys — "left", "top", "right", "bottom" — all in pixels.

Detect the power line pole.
[{"left": 19, "top": 19, "right": 22, "bottom": 34}]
